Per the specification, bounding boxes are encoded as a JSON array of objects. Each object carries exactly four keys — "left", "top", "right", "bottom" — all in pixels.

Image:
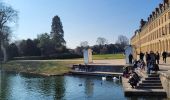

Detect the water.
[{"left": 0, "top": 71, "right": 168, "bottom": 100}]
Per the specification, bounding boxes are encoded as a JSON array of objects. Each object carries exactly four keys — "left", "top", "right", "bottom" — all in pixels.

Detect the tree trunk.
[{"left": 0, "top": 40, "right": 7, "bottom": 62}]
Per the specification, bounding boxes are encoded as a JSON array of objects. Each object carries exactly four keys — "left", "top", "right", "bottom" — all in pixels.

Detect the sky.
[{"left": 2, "top": 0, "right": 161, "bottom": 49}]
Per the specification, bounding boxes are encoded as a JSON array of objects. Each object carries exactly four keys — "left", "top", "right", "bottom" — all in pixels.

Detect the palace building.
[{"left": 131, "top": 0, "right": 170, "bottom": 58}]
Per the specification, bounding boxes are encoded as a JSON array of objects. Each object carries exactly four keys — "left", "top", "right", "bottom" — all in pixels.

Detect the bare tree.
[
  {"left": 116, "top": 35, "right": 129, "bottom": 48},
  {"left": 96, "top": 37, "right": 108, "bottom": 46},
  {"left": 0, "top": 2, "right": 18, "bottom": 62},
  {"left": 80, "top": 41, "right": 89, "bottom": 48}
]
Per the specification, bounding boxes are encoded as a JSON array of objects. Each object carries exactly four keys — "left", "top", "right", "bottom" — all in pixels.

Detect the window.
[
  {"left": 162, "top": 27, "right": 164, "bottom": 36},
  {"left": 169, "top": 23, "right": 170, "bottom": 34},
  {"left": 160, "top": 28, "right": 162, "bottom": 37}
]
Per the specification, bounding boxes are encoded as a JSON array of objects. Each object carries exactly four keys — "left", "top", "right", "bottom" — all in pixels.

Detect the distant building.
[{"left": 131, "top": 0, "right": 170, "bottom": 58}]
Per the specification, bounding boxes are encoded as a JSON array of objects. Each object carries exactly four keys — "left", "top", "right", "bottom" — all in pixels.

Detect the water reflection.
[
  {"left": 53, "top": 77, "right": 65, "bottom": 100},
  {"left": 84, "top": 78, "right": 94, "bottom": 98},
  {"left": 0, "top": 72, "right": 168, "bottom": 100}
]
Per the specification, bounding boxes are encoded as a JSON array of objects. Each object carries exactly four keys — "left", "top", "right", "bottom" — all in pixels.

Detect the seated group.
[{"left": 123, "top": 59, "right": 159, "bottom": 88}]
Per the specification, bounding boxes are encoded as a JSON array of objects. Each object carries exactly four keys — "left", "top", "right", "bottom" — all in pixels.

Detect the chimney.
[
  {"left": 148, "top": 17, "right": 150, "bottom": 22},
  {"left": 164, "top": 0, "right": 169, "bottom": 4},
  {"left": 159, "top": 4, "right": 163, "bottom": 12},
  {"left": 156, "top": 8, "right": 159, "bottom": 13},
  {"left": 155, "top": 8, "right": 159, "bottom": 17},
  {"left": 140, "top": 19, "right": 146, "bottom": 28},
  {"left": 152, "top": 11, "right": 155, "bottom": 18},
  {"left": 150, "top": 14, "right": 152, "bottom": 20},
  {"left": 164, "top": 0, "right": 169, "bottom": 8}
]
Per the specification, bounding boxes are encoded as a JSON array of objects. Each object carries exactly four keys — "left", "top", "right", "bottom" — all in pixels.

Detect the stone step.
[
  {"left": 139, "top": 83, "right": 162, "bottom": 86},
  {"left": 122, "top": 77, "right": 167, "bottom": 97},
  {"left": 124, "top": 89, "right": 167, "bottom": 97},
  {"left": 137, "top": 86, "right": 163, "bottom": 89},
  {"left": 142, "top": 80, "right": 161, "bottom": 83},
  {"left": 148, "top": 74, "right": 159, "bottom": 77},
  {"left": 145, "top": 77, "right": 160, "bottom": 80}
]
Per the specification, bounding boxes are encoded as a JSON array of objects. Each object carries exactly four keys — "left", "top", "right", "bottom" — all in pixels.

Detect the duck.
[
  {"left": 113, "top": 77, "right": 118, "bottom": 80},
  {"left": 102, "top": 76, "right": 106, "bottom": 81},
  {"left": 79, "top": 84, "right": 82, "bottom": 86}
]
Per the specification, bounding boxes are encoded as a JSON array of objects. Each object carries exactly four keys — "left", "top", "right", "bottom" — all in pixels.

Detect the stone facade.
[
  {"left": 159, "top": 71, "right": 170, "bottom": 98},
  {"left": 131, "top": 0, "right": 170, "bottom": 58}
]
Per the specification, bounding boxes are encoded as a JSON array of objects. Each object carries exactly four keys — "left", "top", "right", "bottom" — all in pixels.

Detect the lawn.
[
  {"left": 92, "top": 54, "right": 125, "bottom": 60},
  {"left": 0, "top": 53, "right": 124, "bottom": 76},
  {"left": 1, "top": 60, "right": 83, "bottom": 76}
]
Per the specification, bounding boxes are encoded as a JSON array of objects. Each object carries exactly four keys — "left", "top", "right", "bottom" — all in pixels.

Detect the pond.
[{"left": 0, "top": 71, "right": 168, "bottom": 100}]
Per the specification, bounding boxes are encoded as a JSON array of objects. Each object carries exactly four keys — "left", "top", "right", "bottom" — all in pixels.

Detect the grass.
[
  {"left": 1, "top": 60, "right": 83, "bottom": 76},
  {"left": 61, "top": 53, "right": 125, "bottom": 60},
  {"left": 92, "top": 54, "right": 125, "bottom": 60},
  {"left": 0, "top": 53, "right": 124, "bottom": 76}
]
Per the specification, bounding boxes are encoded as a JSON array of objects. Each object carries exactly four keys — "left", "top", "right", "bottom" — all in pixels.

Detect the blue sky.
[{"left": 3, "top": 0, "right": 161, "bottom": 49}]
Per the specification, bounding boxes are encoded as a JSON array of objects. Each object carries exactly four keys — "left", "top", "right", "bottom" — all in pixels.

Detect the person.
[
  {"left": 140, "top": 60, "right": 145, "bottom": 70},
  {"left": 162, "top": 51, "right": 167, "bottom": 63},
  {"left": 128, "top": 53, "right": 133, "bottom": 64},
  {"left": 150, "top": 51, "right": 156, "bottom": 63},
  {"left": 153, "top": 64, "right": 159, "bottom": 73},
  {"left": 132, "top": 71, "right": 140, "bottom": 82},
  {"left": 155, "top": 51, "right": 160, "bottom": 64},
  {"left": 128, "top": 71, "right": 140, "bottom": 88},
  {"left": 148, "top": 51, "right": 156, "bottom": 74},
  {"left": 145, "top": 52, "right": 150, "bottom": 73},
  {"left": 139, "top": 52, "right": 144, "bottom": 61},
  {"left": 133, "top": 59, "right": 138, "bottom": 69}
]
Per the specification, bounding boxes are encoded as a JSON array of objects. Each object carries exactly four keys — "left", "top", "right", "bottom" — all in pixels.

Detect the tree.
[
  {"left": 74, "top": 46, "right": 83, "bottom": 55},
  {"left": 80, "top": 41, "right": 89, "bottom": 48},
  {"left": 18, "top": 40, "right": 26, "bottom": 56},
  {"left": 96, "top": 37, "right": 108, "bottom": 46},
  {"left": 116, "top": 35, "right": 129, "bottom": 49},
  {"left": 17, "top": 39, "right": 41, "bottom": 56},
  {"left": 50, "top": 15, "right": 66, "bottom": 52},
  {"left": 0, "top": 2, "right": 18, "bottom": 62},
  {"left": 38, "top": 33, "right": 54, "bottom": 56},
  {"left": 25, "top": 39, "right": 40, "bottom": 56},
  {"left": 7, "top": 43, "right": 19, "bottom": 59}
]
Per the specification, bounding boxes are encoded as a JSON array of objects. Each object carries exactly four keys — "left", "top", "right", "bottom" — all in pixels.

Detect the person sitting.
[
  {"left": 128, "top": 76, "right": 137, "bottom": 88},
  {"left": 128, "top": 71, "right": 140, "bottom": 88},
  {"left": 132, "top": 71, "right": 140, "bottom": 83},
  {"left": 133, "top": 59, "right": 138, "bottom": 70},
  {"left": 140, "top": 60, "right": 146, "bottom": 70}
]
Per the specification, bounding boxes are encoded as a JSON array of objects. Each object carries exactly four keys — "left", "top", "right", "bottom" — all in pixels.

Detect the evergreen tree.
[{"left": 51, "top": 15, "right": 66, "bottom": 49}]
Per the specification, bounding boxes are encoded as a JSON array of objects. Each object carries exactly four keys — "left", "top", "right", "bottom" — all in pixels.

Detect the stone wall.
[
  {"left": 159, "top": 71, "right": 170, "bottom": 98},
  {"left": 73, "top": 65, "right": 123, "bottom": 73}
]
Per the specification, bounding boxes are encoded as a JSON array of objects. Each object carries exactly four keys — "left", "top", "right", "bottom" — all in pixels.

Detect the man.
[
  {"left": 162, "top": 51, "right": 167, "bottom": 63},
  {"left": 145, "top": 52, "right": 150, "bottom": 73},
  {"left": 128, "top": 53, "right": 133, "bottom": 64},
  {"left": 155, "top": 51, "right": 160, "bottom": 64},
  {"left": 148, "top": 51, "right": 156, "bottom": 74}
]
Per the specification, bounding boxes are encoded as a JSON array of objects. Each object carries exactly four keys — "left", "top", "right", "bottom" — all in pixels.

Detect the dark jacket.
[{"left": 162, "top": 52, "right": 167, "bottom": 58}]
